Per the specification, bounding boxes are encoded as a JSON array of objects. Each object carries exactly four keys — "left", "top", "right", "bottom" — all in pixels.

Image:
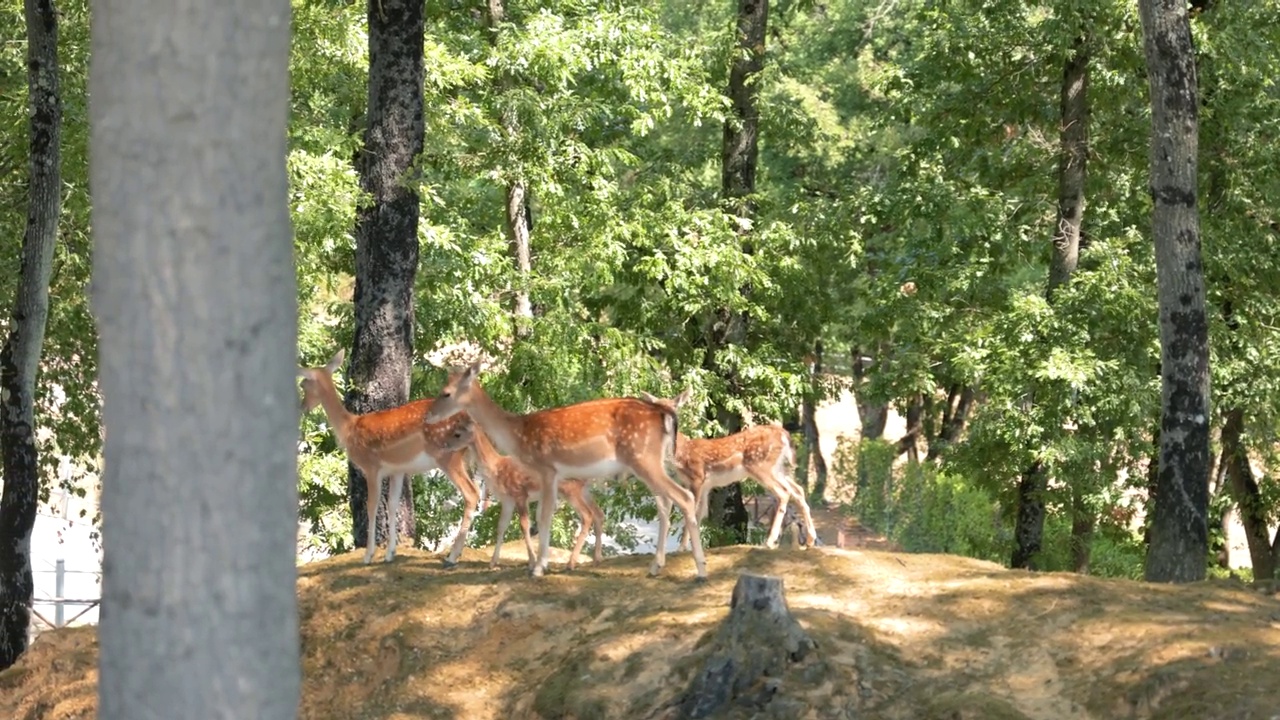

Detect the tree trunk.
[
  {"left": 1220, "top": 408, "right": 1277, "bottom": 580},
  {"left": 0, "top": 0, "right": 61, "bottom": 672},
  {"left": 1011, "top": 461, "right": 1046, "bottom": 570},
  {"left": 89, "top": 0, "right": 300, "bottom": 715},
  {"left": 676, "top": 573, "right": 816, "bottom": 719},
  {"left": 1138, "top": 0, "right": 1211, "bottom": 584},
  {"left": 1011, "top": 33, "right": 1089, "bottom": 571},
  {"left": 894, "top": 393, "right": 923, "bottom": 463},
  {"left": 705, "top": 0, "right": 770, "bottom": 544},
  {"left": 926, "top": 384, "right": 975, "bottom": 461},
  {"left": 851, "top": 345, "right": 888, "bottom": 440},
  {"left": 483, "top": 0, "right": 534, "bottom": 340},
  {"left": 347, "top": 0, "right": 426, "bottom": 551},
  {"left": 800, "top": 340, "right": 827, "bottom": 499},
  {"left": 1071, "top": 487, "right": 1095, "bottom": 574}
]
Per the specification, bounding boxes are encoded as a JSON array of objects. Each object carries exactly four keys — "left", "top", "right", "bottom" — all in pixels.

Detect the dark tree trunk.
[
  {"left": 926, "top": 384, "right": 975, "bottom": 461},
  {"left": 705, "top": 0, "right": 770, "bottom": 544},
  {"left": 1011, "top": 461, "right": 1046, "bottom": 570},
  {"left": 800, "top": 340, "right": 827, "bottom": 498},
  {"left": 0, "top": 0, "right": 61, "bottom": 672},
  {"left": 1138, "top": 0, "right": 1211, "bottom": 584},
  {"left": 1220, "top": 408, "right": 1277, "bottom": 580},
  {"left": 347, "top": 0, "right": 425, "bottom": 551},
  {"left": 851, "top": 345, "right": 888, "bottom": 440},
  {"left": 89, "top": 0, "right": 300, "bottom": 714},
  {"left": 1142, "top": 423, "right": 1160, "bottom": 547},
  {"left": 483, "top": 0, "right": 533, "bottom": 339},
  {"left": 895, "top": 393, "right": 924, "bottom": 463},
  {"left": 1070, "top": 486, "right": 1095, "bottom": 573},
  {"left": 1011, "top": 33, "right": 1089, "bottom": 571}
]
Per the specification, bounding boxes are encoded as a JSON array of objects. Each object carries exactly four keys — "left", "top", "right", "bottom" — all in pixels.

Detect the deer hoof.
[
  {"left": 693, "top": 575, "right": 709, "bottom": 585},
  {"left": 441, "top": 559, "right": 458, "bottom": 570}
]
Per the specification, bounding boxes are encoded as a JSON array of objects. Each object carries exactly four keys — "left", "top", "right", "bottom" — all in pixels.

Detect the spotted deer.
[
  {"left": 298, "top": 349, "right": 480, "bottom": 566},
  {"left": 424, "top": 362, "right": 707, "bottom": 581},
  {"left": 439, "top": 426, "right": 605, "bottom": 571},
  {"left": 639, "top": 392, "right": 819, "bottom": 551}
]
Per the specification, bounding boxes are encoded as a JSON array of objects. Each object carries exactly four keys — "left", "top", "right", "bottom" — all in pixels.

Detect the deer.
[
  {"left": 438, "top": 425, "right": 605, "bottom": 572},
  {"left": 424, "top": 362, "right": 708, "bottom": 581},
  {"left": 639, "top": 392, "right": 820, "bottom": 552},
  {"left": 298, "top": 348, "right": 481, "bottom": 567}
]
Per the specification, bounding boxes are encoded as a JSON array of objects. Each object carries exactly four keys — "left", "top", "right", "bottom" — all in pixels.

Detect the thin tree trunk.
[
  {"left": 800, "top": 340, "right": 827, "bottom": 499},
  {"left": 0, "top": 0, "right": 61, "bottom": 671},
  {"left": 705, "top": 0, "right": 770, "bottom": 543},
  {"left": 347, "top": 0, "right": 426, "bottom": 551},
  {"left": 1138, "top": 0, "right": 1211, "bottom": 584},
  {"left": 89, "top": 0, "right": 300, "bottom": 714},
  {"left": 1071, "top": 487, "right": 1095, "bottom": 573},
  {"left": 1011, "top": 33, "right": 1089, "bottom": 571},
  {"left": 483, "top": 0, "right": 533, "bottom": 339},
  {"left": 1220, "top": 408, "right": 1276, "bottom": 580}
]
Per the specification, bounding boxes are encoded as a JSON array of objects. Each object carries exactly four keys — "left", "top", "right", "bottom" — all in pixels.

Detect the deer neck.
[
  {"left": 314, "top": 374, "right": 356, "bottom": 445},
  {"left": 462, "top": 382, "right": 525, "bottom": 459},
  {"left": 471, "top": 428, "right": 504, "bottom": 474}
]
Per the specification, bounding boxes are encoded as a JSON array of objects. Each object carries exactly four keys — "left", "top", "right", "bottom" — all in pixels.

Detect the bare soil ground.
[{"left": 5, "top": 524, "right": 1280, "bottom": 720}]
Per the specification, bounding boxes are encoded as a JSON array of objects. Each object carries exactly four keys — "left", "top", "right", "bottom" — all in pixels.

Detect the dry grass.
[{"left": 4, "top": 540, "right": 1280, "bottom": 720}]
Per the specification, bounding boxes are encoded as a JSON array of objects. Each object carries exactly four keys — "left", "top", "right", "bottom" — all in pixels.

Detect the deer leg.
[
  {"left": 531, "top": 472, "right": 558, "bottom": 577},
  {"left": 516, "top": 499, "right": 537, "bottom": 572},
  {"left": 384, "top": 473, "right": 406, "bottom": 562},
  {"left": 778, "top": 465, "right": 819, "bottom": 548},
  {"left": 362, "top": 469, "right": 383, "bottom": 565},
  {"left": 589, "top": 489, "right": 605, "bottom": 565},
  {"left": 635, "top": 459, "right": 706, "bottom": 581},
  {"left": 491, "top": 498, "right": 516, "bottom": 569},
  {"left": 653, "top": 494, "right": 673, "bottom": 575},
  {"left": 442, "top": 454, "right": 480, "bottom": 568},
  {"left": 566, "top": 492, "right": 592, "bottom": 571}
]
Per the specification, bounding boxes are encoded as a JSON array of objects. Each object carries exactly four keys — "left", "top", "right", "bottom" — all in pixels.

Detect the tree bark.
[
  {"left": 89, "top": 0, "right": 300, "bottom": 715},
  {"left": 483, "top": 0, "right": 534, "bottom": 340},
  {"left": 926, "top": 384, "right": 975, "bottom": 461},
  {"left": 851, "top": 345, "right": 888, "bottom": 440},
  {"left": 0, "top": 0, "right": 61, "bottom": 672},
  {"left": 1070, "top": 486, "right": 1095, "bottom": 574},
  {"left": 1138, "top": 0, "right": 1211, "bottom": 584},
  {"left": 1011, "top": 33, "right": 1089, "bottom": 571},
  {"left": 895, "top": 393, "right": 923, "bottom": 463},
  {"left": 347, "top": 0, "right": 426, "bottom": 551},
  {"left": 800, "top": 340, "right": 827, "bottom": 498},
  {"left": 677, "top": 573, "right": 816, "bottom": 719},
  {"left": 704, "top": 0, "right": 770, "bottom": 543},
  {"left": 1220, "top": 408, "right": 1277, "bottom": 580}
]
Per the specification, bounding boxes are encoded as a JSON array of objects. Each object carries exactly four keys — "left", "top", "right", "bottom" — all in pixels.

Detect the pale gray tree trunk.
[
  {"left": 0, "top": 0, "right": 61, "bottom": 671},
  {"left": 346, "top": 0, "right": 425, "bottom": 550},
  {"left": 89, "top": 0, "right": 300, "bottom": 716},
  {"left": 1011, "top": 34, "right": 1089, "bottom": 571},
  {"left": 1138, "top": 0, "right": 1211, "bottom": 583}
]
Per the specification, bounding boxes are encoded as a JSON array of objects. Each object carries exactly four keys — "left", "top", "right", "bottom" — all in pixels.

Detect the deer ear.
[
  {"left": 325, "top": 348, "right": 346, "bottom": 374},
  {"left": 639, "top": 391, "right": 659, "bottom": 404},
  {"left": 297, "top": 368, "right": 313, "bottom": 379},
  {"left": 672, "top": 388, "right": 692, "bottom": 408},
  {"left": 462, "top": 360, "right": 483, "bottom": 383}
]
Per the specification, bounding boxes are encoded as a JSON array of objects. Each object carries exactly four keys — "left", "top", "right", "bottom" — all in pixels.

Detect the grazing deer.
[
  {"left": 425, "top": 363, "right": 707, "bottom": 581},
  {"left": 298, "top": 349, "right": 480, "bottom": 566},
  {"left": 639, "top": 392, "right": 819, "bottom": 551},
  {"left": 439, "top": 426, "right": 605, "bottom": 571}
]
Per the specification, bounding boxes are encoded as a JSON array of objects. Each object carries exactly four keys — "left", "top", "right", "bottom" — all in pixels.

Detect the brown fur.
[
  {"left": 299, "top": 349, "right": 481, "bottom": 566},
  {"left": 425, "top": 362, "right": 707, "bottom": 580},
  {"left": 441, "top": 428, "right": 605, "bottom": 571}
]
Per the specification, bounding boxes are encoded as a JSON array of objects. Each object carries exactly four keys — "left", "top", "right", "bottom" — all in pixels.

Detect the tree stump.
[{"left": 677, "top": 573, "right": 817, "bottom": 719}]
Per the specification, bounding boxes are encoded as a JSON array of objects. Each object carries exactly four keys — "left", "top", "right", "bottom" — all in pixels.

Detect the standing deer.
[
  {"left": 639, "top": 392, "right": 820, "bottom": 551},
  {"left": 439, "top": 426, "right": 605, "bottom": 571},
  {"left": 298, "top": 349, "right": 480, "bottom": 566},
  {"left": 424, "top": 363, "right": 707, "bottom": 581}
]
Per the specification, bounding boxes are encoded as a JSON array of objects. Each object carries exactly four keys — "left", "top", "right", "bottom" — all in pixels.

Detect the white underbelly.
[
  {"left": 553, "top": 458, "right": 628, "bottom": 481},
  {"left": 381, "top": 451, "right": 441, "bottom": 477},
  {"left": 703, "top": 466, "right": 750, "bottom": 490}
]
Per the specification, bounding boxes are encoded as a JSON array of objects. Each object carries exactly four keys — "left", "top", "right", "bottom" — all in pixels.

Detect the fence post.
[{"left": 55, "top": 558, "right": 65, "bottom": 627}]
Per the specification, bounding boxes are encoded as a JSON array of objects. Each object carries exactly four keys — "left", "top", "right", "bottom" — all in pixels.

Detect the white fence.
[{"left": 30, "top": 511, "right": 102, "bottom": 637}]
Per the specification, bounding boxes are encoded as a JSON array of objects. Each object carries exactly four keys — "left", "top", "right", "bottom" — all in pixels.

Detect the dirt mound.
[{"left": 4, "top": 543, "right": 1280, "bottom": 720}]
